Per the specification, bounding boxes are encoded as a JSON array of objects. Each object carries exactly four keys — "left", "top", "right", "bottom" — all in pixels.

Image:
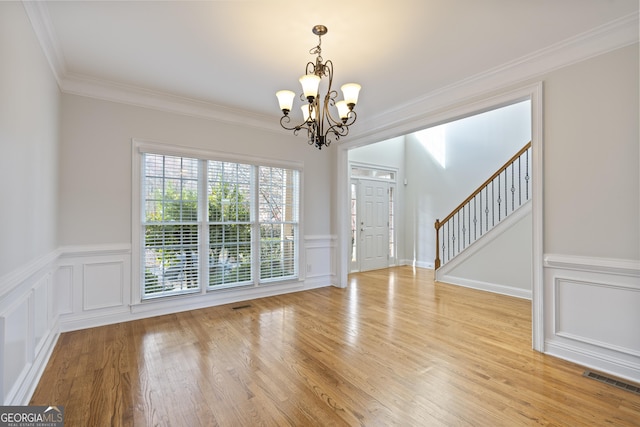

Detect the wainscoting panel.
[
  {"left": 32, "top": 274, "right": 50, "bottom": 358},
  {"left": 54, "top": 265, "right": 73, "bottom": 316},
  {"left": 1, "top": 297, "right": 29, "bottom": 405},
  {"left": 83, "top": 261, "right": 125, "bottom": 311},
  {"left": 1, "top": 237, "right": 336, "bottom": 404},
  {"left": 57, "top": 245, "right": 131, "bottom": 332},
  {"left": 544, "top": 254, "right": 640, "bottom": 384},
  {"left": 0, "top": 251, "right": 59, "bottom": 405},
  {"left": 555, "top": 278, "right": 640, "bottom": 356},
  {"left": 304, "top": 235, "right": 336, "bottom": 287}
]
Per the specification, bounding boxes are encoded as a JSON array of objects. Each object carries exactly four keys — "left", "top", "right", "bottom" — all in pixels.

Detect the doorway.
[
  {"left": 350, "top": 166, "right": 397, "bottom": 272},
  {"left": 338, "top": 83, "right": 543, "bottom": 351}
]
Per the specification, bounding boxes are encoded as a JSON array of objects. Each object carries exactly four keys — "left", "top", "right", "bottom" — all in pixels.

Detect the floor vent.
[
  {"left": 232, "top": 304, "right": 252, "bottom": 310},
  {"left": 583, "top": 371, "right": 640, "bottom": 395}
]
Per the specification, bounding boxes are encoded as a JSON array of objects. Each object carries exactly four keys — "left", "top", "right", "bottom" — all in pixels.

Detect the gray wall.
[
  {"left": 543, "top": 44, "right": 639, "bottom": 260},
  {"left": 59, "top": 94, "right": 334, "bottom": 246},
  {"left": 0, "top": 2, "right": 60, "bottom": 278}
]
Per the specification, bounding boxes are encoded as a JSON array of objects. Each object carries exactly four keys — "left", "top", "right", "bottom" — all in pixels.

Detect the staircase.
[{"left": 434, "top": 141, "right": 532, "bottom": 269}]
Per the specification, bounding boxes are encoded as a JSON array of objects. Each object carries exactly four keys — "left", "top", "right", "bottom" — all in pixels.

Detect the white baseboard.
[
  {"left": 545, "top": 340, "right": 640, "bottom": 385},
  {"left": 1, "top": 236, "right": 336, "bottom": 404},
  {"left": 437, "top": 275, "right": 532, "bottom": 300},
  {"left": 399, "top": 259, "right": 435, "bottom": 269},
  {"left": 543, "top": 253, "right": 640, "bottom": 384}
]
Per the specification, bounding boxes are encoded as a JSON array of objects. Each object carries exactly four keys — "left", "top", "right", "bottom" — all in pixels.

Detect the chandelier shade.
[
  {"left": 276, "top": 25, "right": 361, "bottom": 150},
  {"left": 275, "top": 90, "right": 295, "bottom": 113}
]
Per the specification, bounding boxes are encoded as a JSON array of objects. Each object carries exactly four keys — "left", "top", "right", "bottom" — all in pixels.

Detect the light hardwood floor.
[{"left": 31, "top": 266, "right": 640, "bottom": 426}]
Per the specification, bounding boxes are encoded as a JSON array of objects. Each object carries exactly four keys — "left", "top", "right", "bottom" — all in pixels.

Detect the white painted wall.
[
  {"left": 543, "top": 44, "right": 639, "bottom": 260},
  {"left": 349, "top": 136, "right": 406, "bottom": 263},
  {"left": 403, "top": 101, "right": 531, "bottom": 267},
  {"left": 0, "top": 2, "right": 61, "bottom": 405},
  {"left": 59, "top": 94, "right": 333, "bottom": 244},
  {"left": 540, "top": 43, "right": 640, "bottom": 382},
  {"left": 0, "top": 2, "right": 60, "bottom": 278},
  {"left": 439, "top": 206, "right": 533, "bottom": 298},
  {"left": 1, "top": 2, "right": 638, "bottom": 402}
]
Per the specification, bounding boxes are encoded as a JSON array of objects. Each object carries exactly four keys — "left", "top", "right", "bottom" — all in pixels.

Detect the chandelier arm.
[
  {"left": 305, "top": 61, "right": 316, "bottom": 76},
  {"left": 323, "top": 90, "right": 344, "bottom": 127},
  {"left": 279, "top": 115, "right": 312, "bottom": 134},
  {"left": 275, "top": 25, "right": 360, "bottom": 150}
]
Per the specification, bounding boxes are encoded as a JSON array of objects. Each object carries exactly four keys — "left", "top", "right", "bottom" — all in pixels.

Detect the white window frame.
[{"left": 131, "top": 139, "right": 304, "bottom": 306}]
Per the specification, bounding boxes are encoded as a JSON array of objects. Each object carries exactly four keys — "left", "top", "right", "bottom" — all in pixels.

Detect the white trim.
[
  {"left": 399, "top": 259, "right": 435, "bottom": 270},
  {"left": 62, "top": 73, "right": 279, "bottom": 132},
  {"left": 0, "top": 235, "right": 334, "bottom": 403},
  {"left": 544, "top": 254, "right": 640, "bottom": 278},
  {"left": 545, "top": 340, "right": 640, "bottom": 385},
  {"left": 7, "top": 327, "right": 60, "bottom": 406},
  {"left": 21, "top": 1, "right": 66, "bottom": 87},
  {"left": 57, "top": 244, "right": 131, "bottom": 259},
  {"left": 544, "top": 257, "right": 640, "bottom": 384},
  {"left": 23, "top": 1, "right": 638, "bottom": 133},
  {"left": 555, "top": 330, "right": 640, "bottom": 359},
  {"left": 0, "top": 250, "right": 60, "bottom": 300},
  {"left": 132, "top": 138, "right": 304, "bottom": 171},
  {"left": 530, "top": 82, "right": 545, "bottom": 352},
  {"left": 347, "top": 13, "right": 638, "bottom": 144},
  {"left": 131, "top": 138, "right": 305, "bottom": 304},
  {"left": 338, "top": 82, "right": 545, "bottom": 349},
  {"left": 438, "top": 275, "right": 532, "bottom": 300},
  {"left": 304, "top": 234, "right": 336, "bottom": 245},
  {"left": 435, "top": 200, "right": 532, "bottom": 279}
]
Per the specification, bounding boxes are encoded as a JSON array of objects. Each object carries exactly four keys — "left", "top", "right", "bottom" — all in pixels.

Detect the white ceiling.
[{"left": 25, "top": 0, "right": 639, "bottom": 137}]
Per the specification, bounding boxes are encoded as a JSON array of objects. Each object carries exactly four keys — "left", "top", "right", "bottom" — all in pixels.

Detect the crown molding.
[
  {"left": 23, "top": 1, "right": 638, "bottom": 135},
  {"left": 349, "top": 11, "right": 639, "bottom": 143},
  {"left": 22, "top": 0, "right": 67, "bottom": 85},
  {"left": 61, "top": 72, "right": 280, "bottom": 132}
]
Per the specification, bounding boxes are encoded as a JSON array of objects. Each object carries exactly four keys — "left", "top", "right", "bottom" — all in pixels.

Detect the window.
[
  {"left": 138, "top": 148, "right": 300, "bottom": 300},
  {"left": 207, "top": 161, "right": 253, "bottom": 287},
  {"left": 389, "top": 186, "right": 395, "bottom": 261},
  {"left": 143, "top": 154, "right": 200, "bottom": 296},
  {"left": 259, "top": 166, "right": 298, "bottom": 281}
]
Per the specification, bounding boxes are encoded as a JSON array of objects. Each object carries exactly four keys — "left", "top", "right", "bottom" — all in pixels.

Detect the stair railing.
[{"left": 434, "top": 141, "right": 532, "bottom": 269}]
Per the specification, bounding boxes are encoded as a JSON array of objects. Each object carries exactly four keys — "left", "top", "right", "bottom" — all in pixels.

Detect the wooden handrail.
[
  {"left": 434, "top": 141, "right": 531, "bottom": 270},
  {"left": 435, "top": 141, "right": 531, "bottom": 229}
]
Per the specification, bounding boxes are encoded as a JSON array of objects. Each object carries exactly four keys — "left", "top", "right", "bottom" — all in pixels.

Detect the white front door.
[{"left": 358, "top": 179, "right": 389, "bottom": 271}]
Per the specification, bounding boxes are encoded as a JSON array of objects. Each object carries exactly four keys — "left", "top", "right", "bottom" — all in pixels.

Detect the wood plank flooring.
[{"left": 31, "top": 266, "right": 640, "bottom": 426}]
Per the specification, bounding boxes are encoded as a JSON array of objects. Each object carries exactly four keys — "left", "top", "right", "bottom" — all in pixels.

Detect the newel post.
[{"left": 434, "top": 219, "right": 441, "bottom": 269}]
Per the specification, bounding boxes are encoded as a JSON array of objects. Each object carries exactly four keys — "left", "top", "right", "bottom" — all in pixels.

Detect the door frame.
[
  {"left": 336, "top": 82, "right": 544, "bottom": 352},
  {"left": 349, "top": 168, "right": 398, "bottom": 272}
]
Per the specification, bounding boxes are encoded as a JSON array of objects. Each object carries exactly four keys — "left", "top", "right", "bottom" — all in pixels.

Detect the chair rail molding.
[{"left": 543, "top": 253, "right": 640, "bottom": 384}]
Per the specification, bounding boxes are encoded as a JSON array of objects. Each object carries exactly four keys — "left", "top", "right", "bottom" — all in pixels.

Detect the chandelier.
[{"left": 276, "top": 25, "right": 361, "bottom": 150}]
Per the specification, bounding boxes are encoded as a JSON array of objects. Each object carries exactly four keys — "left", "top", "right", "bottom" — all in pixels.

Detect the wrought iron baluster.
[
  {"left": 518, "top": 156, "right": 522, "bottom": 206},
  {"left": 497, "top": 172, "right": 502, "bottom": 222},
  {"left": 485, "top": 185, "right": 489, "bottom": 232},
  {"left": 473, "top": 196, "right": 477, "bottom": 240},
  {"left": 461, "top": 207, "right": 466, "bottom": 249},
  {"left": 441, "top": 226, "right": 445, "bottom": 265},
  {"left": 492, "top": 181, "right": 496, "bottom": 225},
  {"left": 504, "top": 168, "right": 508, "bottom": 217},
  {"left": 511, "top": 163, "right": 515, "bottom": 212},
  {"left": 525, "top": 148, "right": 530, "bottom": 200},
  {"left": 468, "top": 203, "right": 471, "bottom": 246},
  {"left": 457, "top": 211, "right": 461, "bottom": 253},
  {"left": 447, "top": 221, "right": 451, "bottom": 261},
  {"left": 452, "top": 215, "right": 457, "bottom": 256}
]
